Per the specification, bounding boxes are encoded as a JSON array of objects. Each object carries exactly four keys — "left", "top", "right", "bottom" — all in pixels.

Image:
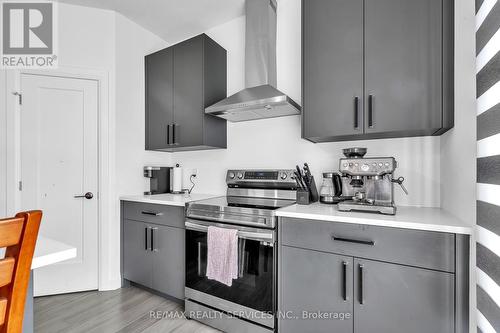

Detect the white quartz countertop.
[
  {"left": 32, "top": 236, "right": 77, "bottom": 269},
  {"left": 120, "top": 193, "right": 221, "bottom": 206},
  {"left": 276, "top": 203, "right": 473, "bottom": 234}
]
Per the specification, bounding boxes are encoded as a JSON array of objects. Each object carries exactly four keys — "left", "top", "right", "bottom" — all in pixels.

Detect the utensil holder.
[{"left": 296, "top": 189, "right": 311, "bottom": 205}]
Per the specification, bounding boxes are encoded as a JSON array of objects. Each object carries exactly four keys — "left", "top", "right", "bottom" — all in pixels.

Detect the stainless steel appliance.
[
  {"left": 204, "top": 0, "right": 301, "bottom": 121},
  {"left": 184, "top": 169, "right": 296, "bottom": 333},
  {"left": 337, "top": 148, "right": 407, "bottom": 215},
  {"left": 143, "top": 166, "right": 172, "bottom": 195}
]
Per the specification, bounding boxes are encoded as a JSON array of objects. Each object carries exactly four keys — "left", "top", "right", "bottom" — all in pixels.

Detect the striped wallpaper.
[{"left": 476, "top": 0, "right": 500, "bottom": 332}]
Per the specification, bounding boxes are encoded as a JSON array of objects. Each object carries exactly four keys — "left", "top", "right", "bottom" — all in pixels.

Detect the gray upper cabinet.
[
  {"left": 280, "top": 246, "right": 354, "bottom": 333},
  {"left": 364, "top": 0, "right": 443, "bottom": 137},
  {"left": 302, "top": 0, "right": 454, "bottom": 142},
  {"left": 353, "top": 259, "right": 454, "bottom": 333},
  {"left": 302, "top": 0, "right": 364, "bottom": 141},
  {"left": 145, "top": 48, "right": 173, "bottom": 150},
  {"left": 145, "top": 34, "right": 227, "bottom": 151}
]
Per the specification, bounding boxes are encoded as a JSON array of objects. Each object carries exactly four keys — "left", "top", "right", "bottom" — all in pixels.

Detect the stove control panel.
[
  {"left": 339, "top": 157, "right": 397, "bottom": 176},
  {"left": 226, "top": 169, "right": 296, "bottom": 188}
]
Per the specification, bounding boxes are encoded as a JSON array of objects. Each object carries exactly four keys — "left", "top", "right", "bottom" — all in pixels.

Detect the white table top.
[
  {"left": 276, "top": 203, "right": 473, "bottom": 234},
  {"left": 120, "top": 193, "right": 221, "bottom": 206},
  {"left": 31, "top": 236, "right": 77, "bottom": 269},
  {"left": 0, "top": 236, "right": 76, "bottom": 269}
]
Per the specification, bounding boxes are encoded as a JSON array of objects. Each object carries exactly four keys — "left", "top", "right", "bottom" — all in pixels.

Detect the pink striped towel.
[{"left": 206, "top": 226, "right": 238, "bottom": 286}]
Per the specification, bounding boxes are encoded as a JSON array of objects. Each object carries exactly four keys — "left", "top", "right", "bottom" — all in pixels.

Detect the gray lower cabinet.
[
  {"left": 353, "top": 259, "right": 454, "bottom": 333},
  {"left": 121, "top": 201, "right": 185, "bottom": 300},
  {"left": 123, "top": 219, "right": 152, "bottom": 287},
  {"left": 280, "top": 246, "right": 353, "bottom": 333},
  {"left": 279, "top": 217, "right": 468, "bottom": 333},
  {"left": 152, "top": 225, "right": 185, "bottom": 299},
  {"left": 145, "top": 34, "right": 227, "bottom": 152}
]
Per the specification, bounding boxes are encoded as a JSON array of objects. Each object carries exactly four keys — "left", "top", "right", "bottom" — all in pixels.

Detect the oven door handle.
[{"left": 185, "top": 221, "right": 274, "bottom": 243}]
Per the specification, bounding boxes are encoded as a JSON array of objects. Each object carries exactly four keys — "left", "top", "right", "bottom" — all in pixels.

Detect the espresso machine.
[
  {"left": 337, "top": 148, "right": 407, "bottom": 215},
  {"left": 144, "top": 166, "right": 172, "bottom": 195}
]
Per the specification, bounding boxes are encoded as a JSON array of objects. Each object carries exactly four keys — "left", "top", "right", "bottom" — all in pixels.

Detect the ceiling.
[{"left": 56, "top": 0, "right": 245, "bottom": 42}]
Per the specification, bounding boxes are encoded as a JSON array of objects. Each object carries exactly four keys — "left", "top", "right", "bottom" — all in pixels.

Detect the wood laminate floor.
[{"left": 34, "top": 286, "right": 220, "bottom": 333}]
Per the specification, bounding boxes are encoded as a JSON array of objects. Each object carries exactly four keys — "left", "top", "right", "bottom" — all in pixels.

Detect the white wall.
[
  {"left": 114, "top": 15, "right": 170, "bottom": 197},
  {"left": 0, "top": 71, "right": 6, "bottom": 217},
  {"left": 1, "top": 3, "right": 171, "bottom": 290},
  {"left": 440, "top": 0, "right": 477, "bottom": 224},
  {"left": 172, "top": 0, "right": 441, "bottom": 208}
]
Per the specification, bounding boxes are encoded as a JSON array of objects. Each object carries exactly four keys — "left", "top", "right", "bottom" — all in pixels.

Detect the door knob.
[{"left": 74, "top": 192, "right": 93, "bottom": 199}]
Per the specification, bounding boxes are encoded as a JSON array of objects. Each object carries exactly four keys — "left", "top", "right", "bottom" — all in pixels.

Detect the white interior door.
[{"left": 20, "top": 73, "right": 99, "bottom": 296}]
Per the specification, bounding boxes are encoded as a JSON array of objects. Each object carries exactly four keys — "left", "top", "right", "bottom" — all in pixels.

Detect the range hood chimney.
[{"left": 205, "top": 0, "right": 301, "bottom": 122}]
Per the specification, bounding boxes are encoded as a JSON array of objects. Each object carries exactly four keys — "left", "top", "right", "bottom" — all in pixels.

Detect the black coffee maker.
[{"left": 144, "top": 166, "right": 172, "bottom": 195}]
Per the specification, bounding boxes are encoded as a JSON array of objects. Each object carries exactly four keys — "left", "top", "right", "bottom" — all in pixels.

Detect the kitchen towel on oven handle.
[{"left": 206, "top": 226, "right": 238, "bottom": 286}]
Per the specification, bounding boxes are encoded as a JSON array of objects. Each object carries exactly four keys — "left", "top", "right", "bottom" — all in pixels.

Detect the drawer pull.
[
  {"left": 141, "top": 211, "right": 162, "bottom": 216},
  {"left": 332, "top": 236, "right": 375, "bottom": 246}
]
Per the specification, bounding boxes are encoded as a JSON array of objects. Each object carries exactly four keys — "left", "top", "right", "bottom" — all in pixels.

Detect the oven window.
[{"left": 185, "top": 229, "right": 274, "bottom": 313}]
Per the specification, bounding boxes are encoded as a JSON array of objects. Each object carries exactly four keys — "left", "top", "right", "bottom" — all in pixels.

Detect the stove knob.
[
  {"left": 237, "top": 172, "right": 243, "bottom": 179},
  {"left": 280, "top": 172, "right": 288, "bottom": 180},
  {"left": 361, "top": 164, "right": 370, "bottom": 172},
  {"left": 228, "top": 172, "right": 235, "bottom": 179}
]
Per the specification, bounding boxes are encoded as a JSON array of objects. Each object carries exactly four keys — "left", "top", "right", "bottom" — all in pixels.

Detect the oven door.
[{"left": 185, "top": 219, "right": 276, "bottom": 328}]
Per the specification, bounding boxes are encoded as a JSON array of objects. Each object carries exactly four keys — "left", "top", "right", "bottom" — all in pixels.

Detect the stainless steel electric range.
[{"left": 184, "top": 169, "right": 297, "bottom": 333}]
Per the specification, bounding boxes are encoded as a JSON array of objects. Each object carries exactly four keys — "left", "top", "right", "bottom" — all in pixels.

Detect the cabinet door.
[
  {"left": 172, "top": 36, "right": 204, "bottom": 147},
  {"left": 280, "top": 246, "right": 353, "bottom": 333},
  {"left": 152, "top": 225, "right": 185, "bottom": 299},
  {"left": 145, "top": 48, "right": 174, "bottom": 150},
  {"left": 302, "top": 0, "right": 364, "bottom": 141},
  {"left": 353, "top": 259, "right": 454, "bottom": 333},
  {"left": 123, "top": 220, "right": 152, "bottom": 288},
  {"left": 364, "top": 0, "right": 442, "bottom": 135}
]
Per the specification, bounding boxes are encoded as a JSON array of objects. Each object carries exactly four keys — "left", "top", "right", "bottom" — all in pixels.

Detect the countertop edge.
[
  {"left": 31, "top": 236, "right": 78, "bottom": 269},
  {"left": 276, "top": 211, "right": 473, "bottom": 235},
  {"left": 120, "top": 197, "right": 186, "bottom": 206}
]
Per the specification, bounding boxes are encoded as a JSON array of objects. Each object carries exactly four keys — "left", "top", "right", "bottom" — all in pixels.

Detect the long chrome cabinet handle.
[
  {"left": 144, "top": 227, "right": 149, "bottom": 251},
  {"left": 150, "top": 227, "right": 158, "bottom": 252},
  {"left": 185, "top": 221, "right": 273, "bottom": 243},
  {"left": 197, "top": 242, "right": 202, "bottom": 276},
  {"left": 332, "top": 235, "right": 375, "bottom": 246}
]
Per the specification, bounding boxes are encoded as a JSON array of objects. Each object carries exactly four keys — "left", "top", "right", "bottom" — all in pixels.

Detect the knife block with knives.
[{"left": 294, "top": 163, "right": 319, "bottom": 205}]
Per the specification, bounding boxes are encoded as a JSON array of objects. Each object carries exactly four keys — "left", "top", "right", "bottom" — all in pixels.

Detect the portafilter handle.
[{"left": 392, "top": 176, "right": 408, "bottom": 195}]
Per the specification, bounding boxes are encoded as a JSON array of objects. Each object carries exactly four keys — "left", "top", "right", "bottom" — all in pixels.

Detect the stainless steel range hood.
[{"left": 205, "top": 0, "right": 301, "bottom": 122}]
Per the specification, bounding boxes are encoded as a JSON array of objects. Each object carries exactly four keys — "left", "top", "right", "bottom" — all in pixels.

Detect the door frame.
[{"left": 5, "top": 66, "right": 116, "bottom": 291}]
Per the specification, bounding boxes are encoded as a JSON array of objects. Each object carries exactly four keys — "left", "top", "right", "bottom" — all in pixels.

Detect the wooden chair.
[{"left": 0, "top": 211, "right": 42, "bottom": 333}]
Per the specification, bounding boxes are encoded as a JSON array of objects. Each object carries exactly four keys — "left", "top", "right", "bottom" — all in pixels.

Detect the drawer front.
[
  {"left": 123, "top": 201, "right": 184, "bottom": 228},
  {"left": 280, "top": 218, "right": 455, "bottom": 272}
]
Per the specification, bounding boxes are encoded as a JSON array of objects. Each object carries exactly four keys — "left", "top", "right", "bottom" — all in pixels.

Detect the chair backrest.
[{"left": 0, "top": 211, "right": 42, "bottom": 333}]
